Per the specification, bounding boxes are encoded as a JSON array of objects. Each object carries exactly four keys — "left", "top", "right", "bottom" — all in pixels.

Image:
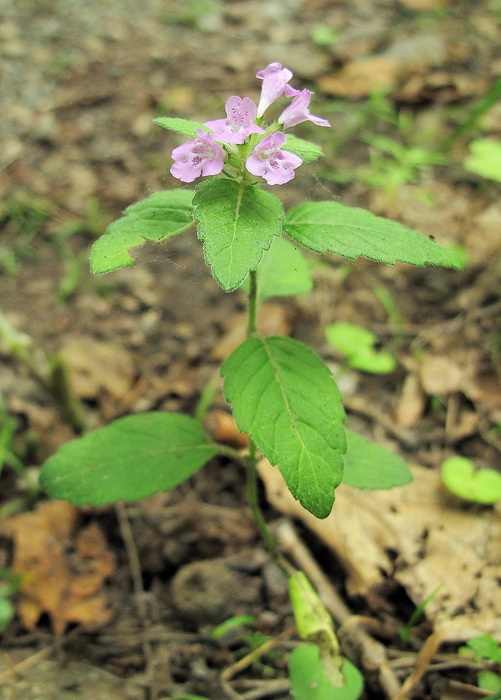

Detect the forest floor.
[{"left": 0, "top": 0, "right": 501, "bottom": 698}]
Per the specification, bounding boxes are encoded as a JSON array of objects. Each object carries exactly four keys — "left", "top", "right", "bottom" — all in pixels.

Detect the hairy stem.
[
  {"left": 244, "top": 268, "right": 289, "bottom": 577},
  {"left": 247, "top": 269, "right": 258, "bottom": 336}
]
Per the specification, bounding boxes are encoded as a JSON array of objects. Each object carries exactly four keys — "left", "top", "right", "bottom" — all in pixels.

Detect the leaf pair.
[{"left": 90, "top": 180, "right": 463, "bottom": 289}]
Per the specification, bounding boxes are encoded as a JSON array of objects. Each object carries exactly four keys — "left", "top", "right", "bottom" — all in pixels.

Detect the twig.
[
  {"left": 221, "top": 625, "right": 296, "bottom": 684},
  {"left": 393, "top": 630, "right": 443, "bottom": 700},
  {"left": 275, "top": 519, "right": 402, "bottom": 699},
  {"left": 0, "top": 645, "right": 54, "bottom": 685},
  {"left": 240, "top": 679, "right": 290, "bottom": 699},
  {"left": 115, "top": 501, "right": 156, "bottom": 699}
]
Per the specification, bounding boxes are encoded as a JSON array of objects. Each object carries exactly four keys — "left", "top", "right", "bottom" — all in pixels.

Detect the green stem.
[
  {"left": 247, "top": 269, "right": 258, "bottom": 336},
  {"left": 246, "top": 443, "right": 289, "bottom": 578},
  {"left": 244, "top": 268, "right": 289, "bottom": 577}
]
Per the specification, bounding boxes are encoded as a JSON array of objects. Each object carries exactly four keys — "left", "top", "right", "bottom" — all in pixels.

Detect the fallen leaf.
[
  {"left": 59, "top": 336, "right": 136, "bottom": 400},
  {"left": 258, "top": 460, "right": 501, "bottom": 641},
  {"left": 0, "top": 501, "right": 115, "bottom": 633},
  {"left": 418, "top": 354, "right": 465, "bottom": 396},
  {"left": 204, "top": 409, "right": 249, "bottom": 448},
  {"left": 396, "top": 0, "right": 450, "bottom": 8},
  {"left": 318, "top": 57, "right": 400, "bottom": 98},
  {"left": 396, "top": 372, "right": 426, "bottom": 428}
]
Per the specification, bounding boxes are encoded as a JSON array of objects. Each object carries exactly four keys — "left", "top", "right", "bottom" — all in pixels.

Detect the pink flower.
[
  {"left": 204, "top": 96, "right": 264, "bottom": 145},
  {"left": 278, "top": 89, "right": 330, "bottom": 130},
  {"left": 256, "top": 63, "right": 293, "bottom": 118},
  {"left": 170, "top": 129, "right": 226, "bottom": 183},
  {"left": 246, "top": 132, "right": 302, "bottom": 185}
]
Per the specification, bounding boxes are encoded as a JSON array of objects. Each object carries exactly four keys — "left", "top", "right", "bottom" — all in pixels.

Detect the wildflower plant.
[{"left": 39, "top": 63, "right": 463, "bottom": 691}]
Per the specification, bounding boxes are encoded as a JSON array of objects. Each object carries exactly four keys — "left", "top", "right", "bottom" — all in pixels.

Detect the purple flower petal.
[
  {"left": 278, "top": 89, "right": 330, "bottom": 130},
  {"left": 256, "top": 63, "right": 293, "bottom": 118},
  {"left": 170, "top": 129, "right": 226, "bottom": 183},
  {"left": 205, "top": 96, "right": 264, "bottom": 144},
  {"left": 246, "top": 132, "right": 302, "bottom": 185}
]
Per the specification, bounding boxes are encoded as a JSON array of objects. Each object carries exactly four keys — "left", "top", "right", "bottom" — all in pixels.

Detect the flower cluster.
[{"left": 170, "top": 63, "right": 330, "bottom": 186}]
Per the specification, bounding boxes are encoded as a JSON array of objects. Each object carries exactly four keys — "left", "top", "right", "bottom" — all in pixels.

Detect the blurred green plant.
[
  {"left": 309, "top": 25, "right": 340, "bottom": 47},
  {"left": 463, "top": 139, "right": 501, "bottom": 183},
  {"left": 326, "top": 322, "right": 397, "bottom": 374},
  {"left": 441, "top": 456, "right": 501, "bottom": 504},
  {"left": 0, "top": 568, "right": 23, "bottom": 631},
  {"left": 459, "top": 635, "right": 501, "bottom": 693},
  {"left": 399, "top": 587, "right": 440, "bottom": 643}
]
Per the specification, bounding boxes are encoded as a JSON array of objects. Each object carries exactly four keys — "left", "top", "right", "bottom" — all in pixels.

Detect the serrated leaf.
[
  {"left": 40, "top": 413, "right": 217, "bottom": 506},
  {"left": 343, "top": 429, "right": 412, "bottom": 489},
  {"left": 91, "top": 190, "right": 195, "bottom": 274},
  {"left": 285, "top": 135, "right": 324, "bottom": 163},
  {"left": 240, "top": 236, "right": 312, "bottom": 299},
  {"left": 284, "top": 201, "right": 464, "bottom": 269},
  {"left": 153, "top": 117, "right": 209, "bottom": 138},
  {"left": 221, "top": 336, "right": 346, "bottom": 518},
  {"left": 194, "top": 179, "right": 284, "bottom": 291}
]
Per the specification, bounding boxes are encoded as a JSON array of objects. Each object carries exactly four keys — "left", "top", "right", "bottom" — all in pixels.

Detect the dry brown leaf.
[
  {"left": 396, "top": 372, "right": 426, "bottom": 428},
  {"left": 418, "top": 354, "right": 465, "bottom": 396},
  {"left": 396, "top": 0, "right": 449, "bottom": 8},
  {"left": 258, "top": 460, "right": 501, "bottom": 641},
  {"left": 204, "top": 409, "right": 249, "bottom": 448},
  {"left": 318, "top": 57, "right": 400, "bottom": 98},
  {"left": 0, "top": 501, "right": 115, "bottom": 633},
  {"left": 59, "top": 336, "right": 136, "bottom": 400}
]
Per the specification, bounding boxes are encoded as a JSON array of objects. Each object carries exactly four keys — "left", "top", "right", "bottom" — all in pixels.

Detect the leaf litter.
[{"left": 0, "top": 0, "right": 500, "bottom": 696}]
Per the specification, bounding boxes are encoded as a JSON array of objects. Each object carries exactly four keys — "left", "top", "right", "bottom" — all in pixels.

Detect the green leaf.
[
  {"left": 284, "top": 201, "right": 464, "bottom": 269},
  {"left": 153, "top": 117, "right": 209, "bottom": 139},
  {"left": 478, "top": 670, "right": 501, "bottom": 693},
  {"left": 0, "top": 598, "right": 15, "bottom": 632},
  {"left": 465, "top": 635, "right": 501, "bottom": 663},
  {"left": 91, "top": 190, "right": 195, "bottom": 274},
  {"left": 326, "top": 322, "right": 396, "bottom": 375},
  {"left": 343, "top": 429, "right": 412, "bottom": 489},
  {"left": 40, "top": 413, "right": 217, "bottom": 506},
  {"left": 464, "top": 139, "right": 501, "bottom": 182},
  {"left": 285, "top": 135, "right": 324, "bottom": 163},
  {"left": 289, "top": 571, "right": 343, "bottom": 686},
  {"left": 193, "top": 179, "right": 284, "bottom": 291},
  {"left": 441, "top": 456, "right": 501, "bottom": 504},
  {"left": 289, "top": 645, "right": 364, "bottom": 700},
  {"left": 240, "top": 236, "right": 313, "bottom": 299},
  {"left": 221, "top": 336, "right": 346, "bottom": 518}
]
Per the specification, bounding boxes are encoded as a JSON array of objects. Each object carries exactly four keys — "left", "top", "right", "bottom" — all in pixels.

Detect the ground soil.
[{"left": 0, "top": 0, "right": 500, "bottom": 698}]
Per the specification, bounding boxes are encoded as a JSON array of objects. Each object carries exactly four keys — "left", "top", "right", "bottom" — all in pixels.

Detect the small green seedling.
[
  {"left": 326, "top": 322, "right": 397, "bottom": 374},
  {"left": 289, "top": 645, "right": 363, "bottom": 700},
  {"left": 288, "top": 571, "right": 364, "bottom": 697},
  {"left": 0, "top": 568, "right": 23, "bottom": 631},
  {"left": 463, "top": 139, "right": 501, "bottom": 182},
  {"left": 459, "top": 635, "right": 501, "bottom": 693},
  {"left": 361, "top": 134, "right": 446, "bottom": 195},
  {"left": 399, "top": 587, "right": 440, "bottom": 643},
  {"left": 441, "top": 456, "right": 501, "bottom": 504}
]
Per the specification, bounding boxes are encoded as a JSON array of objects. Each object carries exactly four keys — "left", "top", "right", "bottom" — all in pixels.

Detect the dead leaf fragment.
[
  {"left": 396, "top": 373, "right": 426, "bottom": 428},
  {"left": 318, "top": 57, "right": 400, "bottom": 98},
  {"left": 418, "top": 354, "right": 464, "bottom": 396},
  {"left": 0, "top": 501, "right": 115, "bottom": 633},
  {"left": 258, "top": 460, "right": 501, "bottom": 641},
  {"left": 59, "top": 336, "right": 136, "bottom": 400},
  {"left": 397, "top": 0, "right": 449, "bottom": 8}
]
